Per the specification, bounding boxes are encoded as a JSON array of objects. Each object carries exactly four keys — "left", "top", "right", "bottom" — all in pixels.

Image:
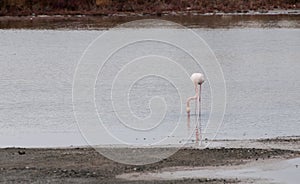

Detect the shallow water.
[
  {"left": 117, "top": 158, "right": 300, "bottom": 184},
  {"left": 0, "top": 24, "right": 299, "bottom": 147}
]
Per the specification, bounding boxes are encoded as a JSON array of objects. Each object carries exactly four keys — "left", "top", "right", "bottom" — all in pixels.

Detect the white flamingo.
[
  {"left": 186, "top": 73, "right": 205, "bottom": 115},
  {"left": 186, "top": 73, "right": 205, "bottom": 145}
]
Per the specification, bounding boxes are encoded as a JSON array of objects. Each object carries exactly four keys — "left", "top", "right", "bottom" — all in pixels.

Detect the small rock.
[
  {"left": 296, "top": 165, "right": 298, "bottom": 168},
  {"left": 18, "top": 151, "right": 25, "bottom": 155},
  {"left": 25, "top": 166, "right": 30, "bottom": 169}
]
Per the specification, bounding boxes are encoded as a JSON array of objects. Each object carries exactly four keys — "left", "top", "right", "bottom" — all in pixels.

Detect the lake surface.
[{"left": 0, "top": 19, "right": 299, "bottom": 147}]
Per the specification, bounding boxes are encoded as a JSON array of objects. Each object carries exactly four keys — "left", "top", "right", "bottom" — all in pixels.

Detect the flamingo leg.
[
  {"left": 195, "top": 124, "right": 199, "bottom": 144},
  {"left": 198, "top": 84, "right": 202, "bottom": 146},
  {"left": 186, "top": 83, "right": 203, "bottom": 146},
  {"left": 187, "top": 113, "right": 190, "bottom": 138}
]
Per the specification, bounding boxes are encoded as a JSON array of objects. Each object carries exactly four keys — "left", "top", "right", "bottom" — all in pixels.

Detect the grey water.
[
  {"left": 118, "top": 157, "right": 300, "bottom": 184},
  {"left": 0, "top": 26, "right": 299, "bottom": 147}
]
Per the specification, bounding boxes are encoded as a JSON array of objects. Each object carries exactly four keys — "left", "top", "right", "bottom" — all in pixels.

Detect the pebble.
[{"left": 18, "top": 151, "right": 26, "bottom": 155}]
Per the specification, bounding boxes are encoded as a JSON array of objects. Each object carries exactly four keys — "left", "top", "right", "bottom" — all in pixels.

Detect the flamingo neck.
[{"left": 186, "top": 84, "right": 200, "bottom": 113}]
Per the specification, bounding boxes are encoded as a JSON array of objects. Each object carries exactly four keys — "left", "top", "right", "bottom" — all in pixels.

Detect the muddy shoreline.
[
  {"left": 1, "top": 12, "right": 300, "bottom": 30},
  {"left": 1, "top": 0, "right": 299, "bottom": 17},
  {"left": 1, "top": 138, "right": 300, "bottom": 183},
  {"left": 1, "top": 0, "right": 300, "bottom": 29}
]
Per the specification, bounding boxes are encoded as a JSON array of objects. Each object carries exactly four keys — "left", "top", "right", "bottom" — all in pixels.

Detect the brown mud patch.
[
  {"left": 0, "top": 13, "right": 300, "bottom": 29},
  {"left": 0, "top": 147, "right": 299, "bottom": 183},
  {"left": 0, "top": 0, "right": 299, "bottom": 17},
  {"left": 0, "top": 0, "right": 299, "bottom": 30}
]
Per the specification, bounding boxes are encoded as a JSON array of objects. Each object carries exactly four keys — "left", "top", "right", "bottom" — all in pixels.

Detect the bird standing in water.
[{"left": 186, "top": 73, "right": 205, "bottom": 145}]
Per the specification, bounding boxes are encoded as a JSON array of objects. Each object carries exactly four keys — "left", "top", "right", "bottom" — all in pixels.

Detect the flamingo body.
[
  {"left": 186, "top": 73, "right": 205, "bottom": 113},
  {"left": 190, "top": 73, "right": 205, "bottom": 85}
]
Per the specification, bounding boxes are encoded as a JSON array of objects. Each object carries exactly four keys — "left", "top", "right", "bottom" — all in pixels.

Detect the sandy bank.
[{"left": 1, "top": 138, "right": 300, "bottom": 183}]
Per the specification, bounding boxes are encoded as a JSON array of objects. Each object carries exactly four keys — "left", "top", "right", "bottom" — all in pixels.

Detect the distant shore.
[
  {"left": 0, "top": 11, "right": 299, "bottom": 30},
  {"left": 1, "top": 0, "right": 299, "bottom": 30},
  {"left": 1, "top": 0, "right": 299, "bottom": 17}
]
